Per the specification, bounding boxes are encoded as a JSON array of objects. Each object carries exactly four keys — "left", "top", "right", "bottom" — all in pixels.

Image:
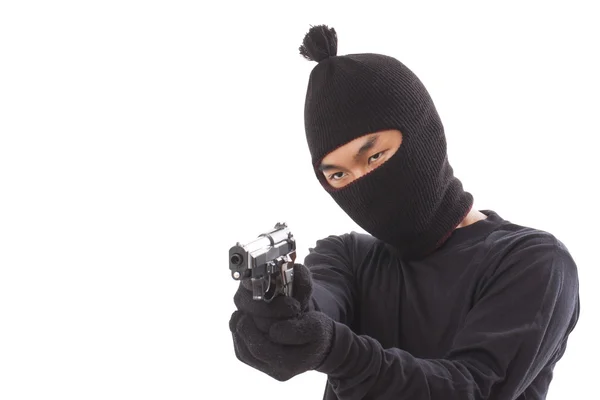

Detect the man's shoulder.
[
  {"left": 482, "top": 214, "right": 577, "bottom": 279},
  {"left": 486, "top": 214, "right": 570, "bottom": 256}
]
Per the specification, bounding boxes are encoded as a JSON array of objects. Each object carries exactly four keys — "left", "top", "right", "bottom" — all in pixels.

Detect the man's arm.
[
  {"left": 316, "top": 239, "right": 580, "bottom": 399},
  {"left": 303, "top": 233, "right": 363, "bottom": 325}
]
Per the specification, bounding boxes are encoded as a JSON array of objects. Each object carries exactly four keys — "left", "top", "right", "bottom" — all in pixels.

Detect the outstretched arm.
[
  {"left": 316, "top": 242, "right": 580, "bottom": 399},
  {"left": 304, "top": 233, "right": 360, "bottom": 325}
]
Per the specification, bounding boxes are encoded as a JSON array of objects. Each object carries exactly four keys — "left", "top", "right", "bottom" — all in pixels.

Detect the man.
[{"left": 229, "top": 25, "right": 580, "bottom": 399}]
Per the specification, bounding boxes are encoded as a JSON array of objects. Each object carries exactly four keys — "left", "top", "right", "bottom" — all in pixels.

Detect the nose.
[{"left": 352, "top": 167, "right": 370, "bottom": 181}]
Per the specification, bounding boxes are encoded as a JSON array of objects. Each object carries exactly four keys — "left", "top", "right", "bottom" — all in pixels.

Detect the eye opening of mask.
[
  {"left": 315, "top": 129, "right": 405, "bottom": 191},
  {"left": 316, "top": 141, "right": 407, "bottom": 192}
]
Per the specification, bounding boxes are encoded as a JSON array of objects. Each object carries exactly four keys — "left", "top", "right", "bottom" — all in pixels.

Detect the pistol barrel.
[{"left": 229, "top": 222, "right": 295, "bottom": 281}]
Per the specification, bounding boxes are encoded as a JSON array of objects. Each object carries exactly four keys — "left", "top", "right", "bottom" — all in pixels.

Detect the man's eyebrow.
[
  {"left": 318, "top": 163, "right": 339, "bottom": 172},
  {"left": 354, "top": 134, "right": 379, "bottom": 160}
]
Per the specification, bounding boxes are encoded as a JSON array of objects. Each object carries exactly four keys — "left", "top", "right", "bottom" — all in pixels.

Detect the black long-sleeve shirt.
[{"left": 306, "top": 209, "right": 580, "bottom": 400}]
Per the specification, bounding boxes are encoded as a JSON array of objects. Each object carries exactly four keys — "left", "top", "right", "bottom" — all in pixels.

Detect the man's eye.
[
  {"left": 368, "top": 151, "right": 385, "bottom": 164},
  {"left": 329, "top": 172, "right": 345, "bottom": 180}
]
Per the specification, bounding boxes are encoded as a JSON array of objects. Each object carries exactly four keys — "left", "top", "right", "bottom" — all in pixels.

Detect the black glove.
[
  {"left": 229, "top": 308, "right": 335, "bottom": 381},
  {"left": 230, "top": 263, "right": 335, "bottom": 381},
  {"left": 232, "top": 263, "right": 314, "bottom": 327}
]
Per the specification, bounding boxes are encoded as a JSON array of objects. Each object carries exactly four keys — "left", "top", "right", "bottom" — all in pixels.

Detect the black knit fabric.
[{"left": 301, "top": 25, "right": 473, "bottom": 259}]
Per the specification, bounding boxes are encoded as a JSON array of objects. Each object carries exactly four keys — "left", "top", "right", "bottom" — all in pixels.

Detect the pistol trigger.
[
  {"left": 281, "top": 263, "right": 294, "bottom": 298},
  {"left": 251, "top": 277, "right": 268, "bottom": 301}
]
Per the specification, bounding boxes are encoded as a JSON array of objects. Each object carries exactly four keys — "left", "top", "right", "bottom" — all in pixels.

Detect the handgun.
[{"left": 228, "top": 222, "right": 296, "bottom": 302}]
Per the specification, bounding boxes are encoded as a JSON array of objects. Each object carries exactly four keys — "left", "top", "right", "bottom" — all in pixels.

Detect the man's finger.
[
  {"left": 235, "top": 312, "right": 283, "bottom": 362},
  {"left": 229, "top": 310, "right": 244, "bottom": 333},
  {"left": 234, "top": 287, "right": 302, "bottom": 318},
  {"left": 232, "top": 331, "right": 270, "bottom": 372},
  {"left": 292, "top": 264, "right": 313, "bottom": 308},
  {"left": 268, "top": 312, "right": 329, "bottom": 345}
]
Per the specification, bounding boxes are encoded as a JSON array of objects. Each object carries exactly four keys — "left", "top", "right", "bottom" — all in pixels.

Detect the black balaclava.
[{"left": 300, "top": 25, "right": 474, "bottom": 260}]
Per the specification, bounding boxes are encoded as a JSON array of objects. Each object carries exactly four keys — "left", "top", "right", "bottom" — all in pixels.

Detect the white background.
[{"left": 1, "top": 1, "right": 598, "bottom": 399}]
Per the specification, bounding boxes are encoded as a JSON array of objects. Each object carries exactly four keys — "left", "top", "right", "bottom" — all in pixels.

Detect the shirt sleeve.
[
  {"left": 315, "top": 239, "right": 580, "bottom": 400},
  {"left": 303, "top": 233, "right": 365, "bottom": 326}
]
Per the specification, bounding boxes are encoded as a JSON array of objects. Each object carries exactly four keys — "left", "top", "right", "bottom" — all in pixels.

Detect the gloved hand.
[
  {"left": 229, "top": 308, "right": 335, "bottom": 381},
  {"left": 230, "top": 263, "right": 335, "bottom": 381},
  {"left": 232, "top": 263, "right": 314, "bottom": 329}
]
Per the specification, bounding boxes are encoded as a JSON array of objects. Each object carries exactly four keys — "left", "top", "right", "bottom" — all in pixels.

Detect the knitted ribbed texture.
[{"left": 301, "top": 26, "right": 473, "bottom": 260}]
